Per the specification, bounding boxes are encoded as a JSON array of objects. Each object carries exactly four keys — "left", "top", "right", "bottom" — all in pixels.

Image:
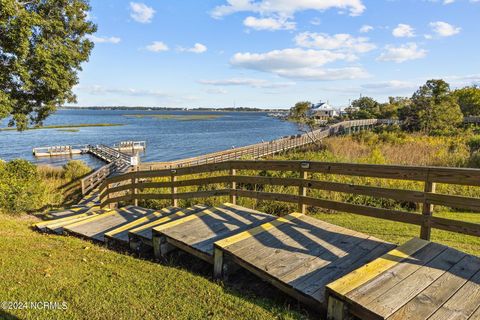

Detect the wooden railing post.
[
  {"left": 171, "top": 170, "right": 178, "bottom": 207},
  {"left": 131, "top": 169, "right": 138, "bottom": 206},
  {"left": 230, "top": 167, "right": 237, "bottom": 205},
  {"left": 298, "top": 162, "right": 309, "bottom": 214},
  {"left": 420, "top": 177, "right": 436, "bottom": 240}
]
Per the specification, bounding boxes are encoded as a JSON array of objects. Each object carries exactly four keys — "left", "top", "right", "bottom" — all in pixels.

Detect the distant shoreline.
[{"left": 60, "top": 106, "right": 288, "bottom": 112}]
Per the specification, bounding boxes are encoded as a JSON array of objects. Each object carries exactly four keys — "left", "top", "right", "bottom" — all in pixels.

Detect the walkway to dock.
[{"left": 35, "top": 160, "right": 480, "bottom": 319}]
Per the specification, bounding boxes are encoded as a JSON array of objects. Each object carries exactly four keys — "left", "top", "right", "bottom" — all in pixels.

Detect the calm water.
[{"left": 0, "top": 109, "right": 299, "bottom": 168}]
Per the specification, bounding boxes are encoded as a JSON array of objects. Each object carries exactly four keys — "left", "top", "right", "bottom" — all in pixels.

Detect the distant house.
[{"left": 308, "top": 102, "right": 339, "bottom": 120}]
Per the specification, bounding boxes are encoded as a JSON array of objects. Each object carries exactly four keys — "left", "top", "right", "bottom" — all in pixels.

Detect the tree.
[
  {"left": 0, "top": 0, "right": 96, "bottom": 130},
  {"left": 289, "top": 101, "right": 311, "bottom": 120},
  {"left": 453, "top": 86, "right": 480, "bottom": 116},
  {"left": 349, "top": 96, "right": 380, "bottom": 119},
  {"left": 379, "top": 97, "right": 409, "bottom": 119},
  {"left": 399, "top": 79, "right": 463, "bottom": 134}
]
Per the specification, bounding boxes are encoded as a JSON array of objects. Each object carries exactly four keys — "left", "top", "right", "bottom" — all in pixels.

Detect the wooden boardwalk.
[
  {"left": 326, "top": 238, "right": 480, "bottom": 320},
  {"left": 152, "top": 203, "right": 278, "bottom": 263},
  {"left": 214, "top": 212, "right": 395, "bottom": 310}
]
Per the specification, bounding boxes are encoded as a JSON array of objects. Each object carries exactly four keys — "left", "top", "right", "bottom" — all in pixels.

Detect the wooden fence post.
[
  {"left": 131, "top": 170, "right": 138, "bottom": 207},
  {"left": 298, "top": 163, "right": 309, "bottom": 214},
  {"left": 171, "top": 170, "right": 178, "bottom": 207},
  {"left": 420, "top": 177, "right": 436, "bottom": 240},
  {"left": 230, "top": 167, "right": 237, "bottom": 205}
]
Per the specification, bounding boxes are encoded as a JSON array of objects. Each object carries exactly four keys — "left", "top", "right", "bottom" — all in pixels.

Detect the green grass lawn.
[{"left": 0, "top": 215, "right": 307, "bottom": 320}]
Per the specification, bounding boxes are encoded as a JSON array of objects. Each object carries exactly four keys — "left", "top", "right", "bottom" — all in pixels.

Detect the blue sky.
[{"left": 74, "top": 0, "right": 480, "bottom": 109}]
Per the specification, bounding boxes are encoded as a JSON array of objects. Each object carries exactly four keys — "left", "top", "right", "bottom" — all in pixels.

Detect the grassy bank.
[
  {"left": 0, "top": 123, "right": 124, "bottom": 132},
  {"left": 0, "top": 215, "right": 305, "bottom": 320}
]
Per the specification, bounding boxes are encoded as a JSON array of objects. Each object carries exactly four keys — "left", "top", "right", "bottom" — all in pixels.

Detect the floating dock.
[{"left": 33, "top": 141, "right": 146, "bottom": 158}]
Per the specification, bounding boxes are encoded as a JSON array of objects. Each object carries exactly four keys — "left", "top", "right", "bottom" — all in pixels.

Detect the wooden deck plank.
[
  {"left": 346, "top": 242, "right": 448, "bottom": 306},
  {"left": 153, "top": 204, "right": 276, "bottom": 261},
  {"left": 310, "top": 241, "right": 396, "bottom": 304},
  {"left": 45, "top": 213, "right": 103, "bottom": 234},
  {"left": 128, "top": 205, "right": 208, "bottom": 251},
  {"left": 428, "top": 268, "right": 480, "bottom": 320},
  {"left": 218, "top": 213, "right": 394, "bottom": 307},
  {"left": 161, "top": 205, "right": 274, "bottom": 248},
  {"left": 214, "top": 212, "right": 304, "bottom": 249},
  {"left": 388, "top": 255, "right": 480, "bottom": 320},
  {"left": 326, "top": 237, "right": 429, "bottom": 297},
  {"left": 363, "top": 246, "right": 466, "bottom": 319},
  {"left": 35, "top": 210, "right": 99, "bottom": 230},
  {"left": 249, "top": 218, "right": 371, "bottom": 281},
  {"left": 469, "top": 306, "right": 480, "bottom": 320},
  {"left": 104, "top": 207, "right": 181, "bottom": 245},
  {"left": 64, "top": 206, "right": 149, "bottom": 242}
]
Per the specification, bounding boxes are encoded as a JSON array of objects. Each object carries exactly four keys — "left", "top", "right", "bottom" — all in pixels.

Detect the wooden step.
[
  {"left": 35, "top": 208, "right": 101, "bottom": 232},
  {"left": 63, "top": 206, "right": 150, "bottom": 242},
  {"left": 104, "top": 206, "right": 182, "bottom": 247},
  {"left": 128, "top": 205, "right": 208, "bottom": 252},
  {"left": 214, "top": 212, "right": 395, "bottom": 311},
  {"left": 326, "top": 238, "right": 480, "bottom": 320},
  {"left": 152, "top": 203, "right": 277, "bottom": 264}
]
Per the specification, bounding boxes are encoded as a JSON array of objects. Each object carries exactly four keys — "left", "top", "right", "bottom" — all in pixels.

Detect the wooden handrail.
[{"left": 99, "top": 160, "right": 480, "bottom": 240}]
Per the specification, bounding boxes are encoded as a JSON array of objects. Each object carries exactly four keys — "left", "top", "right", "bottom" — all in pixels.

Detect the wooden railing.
[
  {"left": 137, "top": 119, "right": 385, "bottom": 170},
  {"left": 81, "top": 162, "right": 117, "bottom": 195},
  {"left": 99, "top": 160, "right": 480, "bottom": 241}
]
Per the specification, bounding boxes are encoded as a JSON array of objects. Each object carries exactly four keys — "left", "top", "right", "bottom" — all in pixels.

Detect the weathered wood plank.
[
  {"left": 326, "top": 238, "right": 429, "bottom": 297},
  {"left": 363, "top": 246, "right": 465, "bottom": 319},
  {"left": 345, "top": 242, "right": 447, "bottom": 306},
  {"left": 428, "top": 268, "right": 480, "bottom": 320},
  {"left": 388, "top": 255, "right": 480, "bottom": 320}
]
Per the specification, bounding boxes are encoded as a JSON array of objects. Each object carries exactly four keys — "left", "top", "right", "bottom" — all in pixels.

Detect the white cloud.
[
  {"left": 361, "top": 80, "right": 417, "bottom": 92},
  {"left": 211, "top": 0, "right": 366, "bottom": 18},
  {"left": 146, "top": 41, "right": 169, "bottom": 52},
  {"left": 310, "top": 17, "right": 321, "bottom": 26},
  {"left": 82, "top": 85, "right": 169, "bottom": 98},
  {"left": 443, "top": 0, "right": 455, "bottom": 4},
  {"left": 206, "top": 88, "right": 228, "bottom": 94},
  {"left": 378, "top": 43, "right": 427, "bottom": 63},
  {"left": 179, "top": 43, "right": 208, "bottom": 53},
  {"left": 359, "top": 25, "right": 373, "bottom": 33},
  {"left": 230, "top": 48, "right": 368, "bottom": 81},
  {"left": 392, "top": 24, "right": 415, "bottom": 38},
  {"left": 86, "top": 35, "right": 121, "bottom": 44},
  {"left": 429, "top": 21, "right": 461, "bottom": 37},
  {"left": 294, "top": 32, "right": 376, "bottom": 53},
  {"left": 243, "top": 16, "right": 296, "bottom": 31},
  {"left": 199, "top": 78, "right": 295, "bottom": 88},
  {"left": 130, "top": 2, "right": 155, "bottom": 23}
]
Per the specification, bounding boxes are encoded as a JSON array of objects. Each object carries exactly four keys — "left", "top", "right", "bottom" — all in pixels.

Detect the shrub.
[
  {"left": 63, "top": 160, "right": 91, "bottom": 180},
  {"left": 0, "top": 159, "right": 45, "bottom": 214},
  {"left": 468, "top": 136, "right": 480, "bottom": 154}
]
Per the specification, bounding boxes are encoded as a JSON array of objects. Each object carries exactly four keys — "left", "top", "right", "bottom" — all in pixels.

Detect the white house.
[{"left": 308, "top": 102, "right": 339, "bottom": 120}]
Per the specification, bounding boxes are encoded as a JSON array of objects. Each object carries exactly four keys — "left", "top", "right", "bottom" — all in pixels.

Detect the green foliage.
[
  {"left": 0, "top": 0, "right": 96, "bottom": 130},
  {"left": 62, "top": 160, "right": 91, "bottom": 180},
  {"left": 349, "top": 96, "right": 381, "bottom": 119},
  {"left": 454, "top": 86, "right": 480, "bottom": 116},
  {"left": 0, "top": 159, "right": 90, "bottom": 214},
  {"left": 0, "top": 159, "right": 44, "bottom": 213},
  {"left": 467, "top": 135, "right": 480, "bottom": 153},
  {"left": 288, "top": 101, "right": 311, "bottom": 121},
  {"left": 399, "top": 79, "right": 463, "bottom": 135}
]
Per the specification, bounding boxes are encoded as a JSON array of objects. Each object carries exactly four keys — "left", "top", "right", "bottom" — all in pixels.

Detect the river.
[{"left": 0, "top": 109, "right": 299, "bottom": 168}]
